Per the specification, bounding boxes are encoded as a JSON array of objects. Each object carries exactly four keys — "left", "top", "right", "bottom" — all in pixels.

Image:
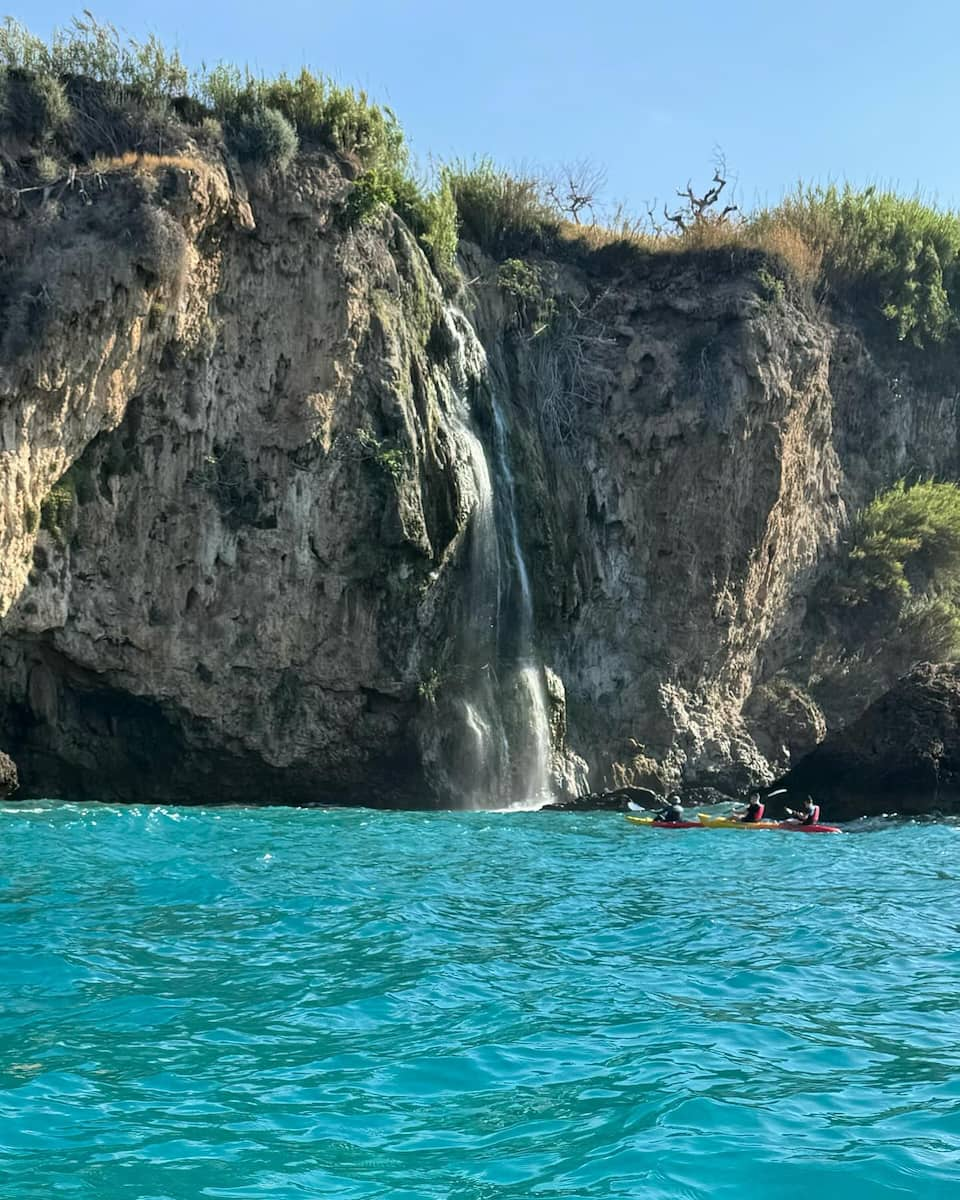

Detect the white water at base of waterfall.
[{"left": 514, "top": 664, "right": 553, "bottom": 807}]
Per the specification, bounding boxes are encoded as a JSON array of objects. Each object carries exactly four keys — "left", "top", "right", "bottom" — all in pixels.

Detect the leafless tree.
[
  {"left": 544, "top": 159, "right": 607, "bottom": 224},
  {"left": 663, "top": 156, "right": 738, "bottom": 233}
]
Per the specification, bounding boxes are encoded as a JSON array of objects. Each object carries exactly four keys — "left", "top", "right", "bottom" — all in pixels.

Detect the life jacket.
[
  {"left": 802, "top": 805, "right": 820, "bottom": 826},
  {"left": 747, "top": 801, "right": 765, "bottom": 822}
]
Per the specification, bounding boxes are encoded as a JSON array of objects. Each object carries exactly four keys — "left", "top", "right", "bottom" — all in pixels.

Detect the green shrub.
[
  {"left": 227, "top": 105, "right": 298, "bottom": 170},
  {"left": 843, "top": 480, "right": 960, "bottom": 603},
  {"left": 200, "top": 62, "right": 247, "bottom": 115},
  {"left": 344, "top": 168, "right": 396, "bottom": 226},
  {"left": 830, "top": 479, "right": 960, "bottom": 662},
  {"left": 444, "top": 159, "right": 559, "bottom": 256},
  {"left": 389, "top": 172, "right": 458, "bottom": 270},
  {"left": 756, "top": 265, "right": 786, "bottom": 304},
  {"left": 895, "top": 594, "right": 960, "bottom": 661},
  {"left": 356, "top": 428, "right": 406, "bottom": 482},
  {"left": 498, "top": 258, "right": 543, "bottom": 302},
  {"left": 204, "top": 65, "right": 406, "bottom": 174},
  {"left": 260, "top": 68, "right": 326, "bottom": 133},
  {"left": 303, "top": 82, "right": 403, "bottom": 171},
  {"left": 417, "top": 174, "right": 458, "bottom": 269},
  {"left": 0, "top": 17, "right": 47, "bottom": 73},
  {"left": 40, "top": 474, "right": 76, "bottom": 547},
  {"left": 496, "top": 257, "right": 557, "bottom": 330},
  {"left": 754, "top": 185, "right": 960, "bottom": 345},
  {"left": 0, "top": 69, "right": 71, "bottom": 141},
  {"left": 0, "top": 14, "right": 188, "bottom": 101}
]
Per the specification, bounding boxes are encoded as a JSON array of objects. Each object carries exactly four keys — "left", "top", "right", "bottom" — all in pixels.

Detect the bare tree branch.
[
  {"left": 659, "top": 158, "right": 739, "bottom": 233},
  {"left": 544, "top": 159, "right": 607, "bottom": 224}
]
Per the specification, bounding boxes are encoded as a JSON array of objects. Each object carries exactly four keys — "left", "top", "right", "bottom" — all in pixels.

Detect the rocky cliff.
[
  {"left": 1, "top": 148, "right": 959, "bottom": 807},
  {"left": 773, "top": 662, "right": 960, "bottom": 820}
]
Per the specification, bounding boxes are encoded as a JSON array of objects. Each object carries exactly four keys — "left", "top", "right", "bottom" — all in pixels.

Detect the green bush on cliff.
[
  {"left": 226, "top": 104, "right": 298, "bottom": 170},
  {"left": 39, "top": 474, "right": 77, "bottom": 549},
  {"left": 342, "top": 167, "right": 458, "bottom": 270},
  {"left": 444, "top": 160, "right": 559, "bottom": 256},
  {"left": 831, "top": 479, "right": 960, "bottom": 662},
  {"left": 202, "top": 63, "right": 406, "bottom": 175},
  {"left": 0, "top": 14, "right": 188, "bottom": 101},
  {"left": 755, "top": 186, "right": 960, "bottom": 346},
  {"left": 401, "top": 174, "right": 458, "bottom": 271},
  {"left": 0, "top": 69, "right": 71, "bottom": 142},
  {"left": 343, "top": 168, "right": 397, "bottom": 226},
  {"left": 843, "top": 480, "right": 960, "bottom": 603}
]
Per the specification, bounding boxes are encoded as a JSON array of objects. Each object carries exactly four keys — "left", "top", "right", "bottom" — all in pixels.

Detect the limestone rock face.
[
  {"left": 0, "top": 749, "right": 17, "bottom": 797},
  {"left": 3, "top": 149, "right": 960, "bottom": 809},
  {"left": 772, "top": 663, "right": 960, "bottom": 820}
]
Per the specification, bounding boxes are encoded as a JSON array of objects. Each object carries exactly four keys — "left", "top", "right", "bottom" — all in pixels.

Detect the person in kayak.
[
  {"left": 784, "top": 796, "right": 820, "bottom": 826},
  {"left": 732, "top": 792, "right": 765, "bottom": 823},
  {"left": 656, "top": 794, "right": 684, "bottom": 823}
]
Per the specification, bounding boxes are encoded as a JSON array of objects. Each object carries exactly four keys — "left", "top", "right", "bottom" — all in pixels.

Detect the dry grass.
[
  {"left": 750, "top": 219, "right": 824, "bottom": 283},
  {"left": 87, "top": 151, "right": 204, "bottom": 176},
  {"left": 557, "top": 219, "right": 657, "bottom": 254},
  {"left": 557, "top": 213, "right": 823, "bottom": 285}
]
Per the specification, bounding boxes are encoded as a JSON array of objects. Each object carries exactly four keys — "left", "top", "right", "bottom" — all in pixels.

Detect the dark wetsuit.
[
  {"left": 741, "top": 801, "right": 765, "bottom": 823},
  {"left": 657, "top": 806, "right": 684, "bottom": 823},
  {"left": 800, "top": 805, "right": 820, "bottom": 826}
]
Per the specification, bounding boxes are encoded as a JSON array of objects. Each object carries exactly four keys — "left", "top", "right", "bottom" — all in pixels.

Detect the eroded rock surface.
[
  {"left": 0, "top": 749, "right": 17, "bottom": 798},
  {"left": 773, "top": 662, "right": 960, "bottom": 820}
]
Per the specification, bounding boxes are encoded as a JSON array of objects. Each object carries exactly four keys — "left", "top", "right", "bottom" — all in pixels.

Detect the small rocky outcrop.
[
  {"left": 0, "top": 748, "right": 18, "bottom": 797},
  {"left": 675, "top": 785, "right": 737, "bottom": 809},
  {"left": 772, "top": 662, "right": 960, "bottom": 820},
  {"left": 539, "top": 786, "right": 661, "bottom": 812},
  {"left": 538, "top": 783, "right": 736, "bottom": 813}
]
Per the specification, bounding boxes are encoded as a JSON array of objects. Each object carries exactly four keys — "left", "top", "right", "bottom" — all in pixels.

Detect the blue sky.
[{"left": 21, "top": 1, "right": 960, "bottom": 216}]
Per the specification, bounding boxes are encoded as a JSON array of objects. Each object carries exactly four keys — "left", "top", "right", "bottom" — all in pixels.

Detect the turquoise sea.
[{"left": 1, "top": 803, "right": 959, "bottom": 1199}]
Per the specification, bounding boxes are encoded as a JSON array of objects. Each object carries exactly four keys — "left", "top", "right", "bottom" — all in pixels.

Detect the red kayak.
[{"left": 777, "top": 822, "right": 842, "bottom": 835}]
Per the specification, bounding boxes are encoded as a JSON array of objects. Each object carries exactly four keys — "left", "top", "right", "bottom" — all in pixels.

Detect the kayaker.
[
  {"left": 656, "top": 793, "right": 684, "bottom": 823},
  {"left": 784, "top": 796, "right": 820, "bottom": 826},
  {"left": 732, "top": 792, "right": 765, "bottom": 823}
]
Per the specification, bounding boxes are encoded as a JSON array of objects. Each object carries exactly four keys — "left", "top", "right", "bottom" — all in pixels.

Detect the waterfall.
[
  {"left": 427, "top": 308, "right": 555, "bottom": 809},
  {"left": 490, "top": 395, "right": 553, "bottom": 805}
]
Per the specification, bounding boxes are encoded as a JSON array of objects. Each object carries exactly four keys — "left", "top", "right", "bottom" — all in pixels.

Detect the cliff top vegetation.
[{"left": 4, "top": 12, "right": 960, "bottom": 346}]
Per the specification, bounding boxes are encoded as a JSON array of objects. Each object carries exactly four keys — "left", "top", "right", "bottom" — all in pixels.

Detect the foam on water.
[{"left": 1, "top": 802, "right": 959, "bottom": 1199}]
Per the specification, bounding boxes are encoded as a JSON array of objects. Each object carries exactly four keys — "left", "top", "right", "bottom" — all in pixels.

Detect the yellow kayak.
[
  {"left": 697, "top": 813, "right": 781, "bottom": 829},
  {"left": 625, "top": 814, "right": 704, "bottom": 828}
]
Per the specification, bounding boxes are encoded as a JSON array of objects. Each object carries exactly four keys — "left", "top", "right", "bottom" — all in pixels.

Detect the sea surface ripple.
[{"left": 1, "top": 803, "right": 959, "bottom": 1198}]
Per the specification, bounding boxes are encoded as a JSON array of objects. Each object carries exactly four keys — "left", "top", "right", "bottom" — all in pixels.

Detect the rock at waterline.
[
  {"left": 0, "top": 749, "right": 18, "bottom": 798},
  {"left": 539, "top": 787, "right": 661, "bottom": 812},
  {"left": 538, "top": 784, "right": 739, "bottom": 813},
  {"left": 771, "top": 662, "right": 960, "bottom": 821}
]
